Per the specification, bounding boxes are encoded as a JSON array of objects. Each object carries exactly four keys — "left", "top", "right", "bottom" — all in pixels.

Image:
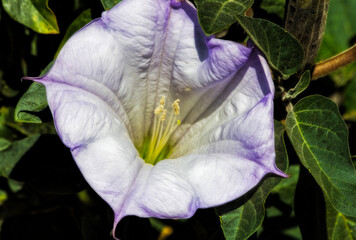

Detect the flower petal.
[
  {"left": 108, "top": 47, "right": 286, "bottom": 225},
  {"left": 114, "top": 93, "right": 286, "bottom": 224},
  {"left": 24, "top": 0, "right": 286, "bottom": 236},
  {"left": 27, "top": 0, "right": 251, "bottom": 148},
  {"left": 41, "top": 82, "right": 145, "bottom": 216},
  {"left": 171, "top": 45, "right": 275, "bottom": 155}
]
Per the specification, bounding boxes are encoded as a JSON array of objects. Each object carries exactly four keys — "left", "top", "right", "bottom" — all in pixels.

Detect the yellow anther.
[
  {"left": 172, "top": 99, "right": 180, "bottom": 115},
  {"left": 160, "top": 109, "right": 167, "bottom": 121},
  {"left": 145, "top": 97, "right": 182, "bottom": 165},
  {"left": 160, "top": 96, "right": 166, "bottom": 106},
  {"left": 154, "top": 105, "right": 164, "bottom": 115}
]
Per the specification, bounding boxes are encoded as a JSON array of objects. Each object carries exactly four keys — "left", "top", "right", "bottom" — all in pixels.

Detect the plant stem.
[{"left": 312, "top": 44, "right": 356, "bottom": 80}]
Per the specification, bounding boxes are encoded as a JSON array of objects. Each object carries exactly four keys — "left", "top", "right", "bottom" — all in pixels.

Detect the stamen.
[
  {"left": 160, "top": 96, "right": 165, "bottom": 106},
  {"left": 160, "top": 109, "right": 167, "bottom": 121},
  {"left": 172, "top": 99, "right": 180, "bottom": 115},
  {"left": 145, "top": 97, "right": 181, "bottom": 165},
  {"left": 154, "top": 105, "right": 164, "bottom": 115}
]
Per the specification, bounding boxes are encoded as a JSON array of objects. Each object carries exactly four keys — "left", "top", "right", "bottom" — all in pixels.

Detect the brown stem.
[{"left": 312, "top": 44, "right": 356, "bottom": 80}]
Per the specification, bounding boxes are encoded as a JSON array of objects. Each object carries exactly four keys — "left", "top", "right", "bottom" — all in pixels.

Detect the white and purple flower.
[{"left": 26, "top": 0, "right": 286, "bottom": 237}]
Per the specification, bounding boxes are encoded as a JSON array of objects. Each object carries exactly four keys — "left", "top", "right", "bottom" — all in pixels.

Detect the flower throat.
[{"left": 140, "top": 96, "right": 181, "bottom": 165}]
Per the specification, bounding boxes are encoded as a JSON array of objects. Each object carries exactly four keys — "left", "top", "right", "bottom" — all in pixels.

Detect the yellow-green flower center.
[{"left": 140, "top": 96, "right": 181, "bottom": 165}]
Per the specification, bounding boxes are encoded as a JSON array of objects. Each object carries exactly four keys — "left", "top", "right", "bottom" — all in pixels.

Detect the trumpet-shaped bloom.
[{"left": 26, "top": 0, "right": 286, "bottom": 237}]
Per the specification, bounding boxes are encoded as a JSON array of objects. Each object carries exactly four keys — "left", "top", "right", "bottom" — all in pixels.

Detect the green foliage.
[
  {"left": 260, "top": 0, "right": 286, "bottom": 19},
  {"left": 0, "top": 135, "right": 40, "bottom": 178},
  {"left": 326, "top": 195, "right": 356, "bottom": 240},
  {"left": 1, "top": 0, "right": 59, "bottom": 34},
  {"left": 0, "top": 108, "right": 19, "bottom": 141},
  {"left": 54, "top": 9, "right": 92, "bottom": 58},
  {"left": 263, "top": 165, "right": 301, "bottom": 238},
  {"left": 101, "top": 0, "right": 121, "bottom": 10},
  {"left": 217, "top": 121, "right": 289, "bottom": 240},
  {"left": 284, "top": 71, "right": 311, "bottom": 100},
  {"left": 317, "top": 0, "right": 356, "bottom": 61},
  {"left": 344, "top": 78, "right": 356, "bottom": 121},
  {"left": 195, "top": 0, "right": 253, "bottom": 35},
  {"left": 0, "top": 137, "right": 11, "bottom": 151},
  {"left": 270, "top": 165, "right": 299, "bottom": 206},
  {"left": 236, "top": 16, "right": 303, "bottom": 79},
  {"left": 15, "top": 82, "right": 47, "bottom": 123},
  {"left": 286, "top": 95, "right": 356, "bottom": 217},
  {"left": 316, "top": 0, "right": 356, "bottom": 86}
]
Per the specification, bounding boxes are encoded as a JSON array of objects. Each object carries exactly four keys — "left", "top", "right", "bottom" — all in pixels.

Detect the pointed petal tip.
[
  {"left": 21, "top": 76, "right": 40, "bottom": 82},
  {"left": 22, "top": 75, "right": 48, "bottom": 86},
  {"left": 272, "top": 165, "right": 289, "bottom": 178},
  {"left": 112, "top": 214, "right": 122, "bottom": 240}
]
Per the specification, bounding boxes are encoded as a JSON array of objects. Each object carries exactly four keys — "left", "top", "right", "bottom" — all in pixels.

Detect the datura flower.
[{"left": 26, "top": 0, "right": 286, "bottom": 237}]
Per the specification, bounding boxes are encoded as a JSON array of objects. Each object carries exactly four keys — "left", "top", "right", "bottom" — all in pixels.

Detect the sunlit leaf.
[
  {"left": 195, "top": 0, "right": 253, "bottom": 35},
  {"left": 286, "top": 95, "right": 356, "bottom": 217},
  {"left": 101, "top": 0, "right": 121, "bottom": 10},
  {"left": 217, "top": 121, "right": 289, "bottom": 240},
  {"left": 236, "top": 16, "right": 303, "bottom": 79},
  {"left": 1, "top": 0, "right": 59, "bottom": 34}
]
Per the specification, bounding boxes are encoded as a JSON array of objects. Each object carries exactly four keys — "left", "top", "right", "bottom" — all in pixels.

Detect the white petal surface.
[
  {"left": 35, "top": 0, "right": 251, "bottom": 148},
  {"left": 26, "top": 0, "right": 287, "bottom": 235},
  {"left": 41, "top": 82, "right": 143, "bottom": 214},
  {"left": 115, "top": 93, "right": 285, "bottom": 223}
]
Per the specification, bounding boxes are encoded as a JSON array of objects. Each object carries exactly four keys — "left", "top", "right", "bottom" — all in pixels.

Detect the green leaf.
[
  {"left": 236, "top": 16, "right": 303, "bottom": 79},
  {"left": 0, "top": 189, "right": 8, "bottom": 204},
  {"left": 217, "top": 121, "right": 288, "bottom": 240},
  {"left": 15, "top": 61, "right": 53, "bottom": 123},
  {"left": 195, "top": 0, "right": 253, "bottom": 35},
  {"left": 343, "top": 78, "right": 356, "bottom": 122},
  {"left": 15, "top": 82, "right": 47, "bottom": 123},
  {"left": 262, "top": 165, "right": 301, "bottom": 239},
  {"left": 54, "top": 9, "right": 92, "bottom": 58},
  {"left": 284, "top": 70, "right": 310, "bottom": 100},
  {"left": 326, "top": 195, "right": 356, "bottom": 240},
  {"left": 270, "top": 164, "right": 300, "bottom": 206},
  {"left": 286, "top": 95, "right": 356, "bottom": 217},
  {"left": 101, "top": 0, "right": 121, "bottom": 10},
  {"left": 0, "top": 137, "right": 11, "bottom": 151},
  {"left": 316, "top": 0, "right": 356, "bottom": 86},
  {"left": 1, "top": 0, "right": 59, "bottom": 34},
  {"left": 0, "top": 107, "right": 20, "bottom": 140},
  {"left": 0, "top": 135, "right": 40, "bottom": 178},
  {"left": 8, "top": 178, "right": 24, "bottom": 193},
  {"left": 260, "top": 0, "right": 286, "bottom": 19}
]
